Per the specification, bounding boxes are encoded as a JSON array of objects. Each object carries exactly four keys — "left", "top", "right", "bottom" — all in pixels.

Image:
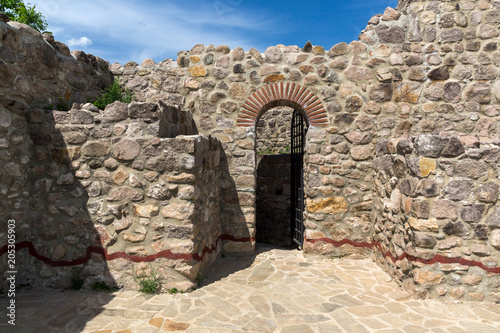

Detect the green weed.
[
  {"left": 134, "top": 272, "right": 162, "bottom": 294},
  {"left": 195, "top": 274, "right": 204, "bottom": 288},
  {"left": 70, "top": 269, "right": 85, "bottom": 290},
  {"left": 168, "top": 287, "right": 179, "bottom": 294},
  {"left": 56, "top": 97, "right": 71, "bottom": 111},
  {"left": 90, "top": 280, "right": 115, "bottom": 292}
]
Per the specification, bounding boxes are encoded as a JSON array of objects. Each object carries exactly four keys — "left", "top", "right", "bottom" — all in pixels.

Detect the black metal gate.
[{"left": 291, "top": 110, "right": 305, "bottom": 249}]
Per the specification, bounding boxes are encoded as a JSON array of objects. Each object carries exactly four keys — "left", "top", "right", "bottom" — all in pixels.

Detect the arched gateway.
[
  {"left": 238, "top": 82, "right": 327, "bottom": 248},
  {"left": 236, "top": 82, "right": 328, "bottom": 127}
]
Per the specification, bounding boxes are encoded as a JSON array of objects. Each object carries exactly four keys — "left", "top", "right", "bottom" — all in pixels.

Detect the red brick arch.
[{"left": 237, "top": 82, "right": 328, "bottom": 127}]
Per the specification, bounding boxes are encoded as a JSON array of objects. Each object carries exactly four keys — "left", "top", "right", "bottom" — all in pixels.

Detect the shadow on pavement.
[{"left": 0, "top": 288, "right": 114, "bottom": 333}]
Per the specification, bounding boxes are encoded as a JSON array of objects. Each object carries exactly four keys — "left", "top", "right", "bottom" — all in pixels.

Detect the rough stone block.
[
  {"left": 133, "top": 204, "right": 159, "bottom": 218},
  {"left": 414, "top": 269, "right": 444, "bottom": 285},
  {"left": 408, "top": 217, "right": 438, "bottom": 232},
  {"left": 111, "top": 139, "right": 140, "bottom": 161},
  {"left": 102, "top": 101, "right": 128, "bottom": 121},
  {"left": 444, "top": 179, "right": 474, "bottom": 201},
  {"left": 376, "top": 25, "right": 406, "bottom": 44},
  {"left": 307, "top": 197, "right": 348, "bottom": 214},
  {"left": 107, "top": 186, "right": 144, "bottom": 201},
  {"left": 432, "top": 200, "right": 458, "bottom": 220},
  {"left": 486, "top": 207, "right": 500, "bottom": 228},
  {"left": 419, "top": 157, "right": 436, "bottom": 177},
  {"left": 413, "top": 233, "right": 437, "bottom": 249},
  {"left": 81, "top": 142, "right": 109, "bottom": 157},
  {"left": 161, "top": 202, "right": 195, "bottom": 220},
  {"left": 70, "top": 110, "right": 94, "bottom": 124},
  {"left": 461, "top": 205, "right": 485, "bottom": 223},
  {"left": 476, "top": 182, "right": 499, "bottom": 203},
  {"left": 414, "top": 135, "right": 449, "bottom": 158}
]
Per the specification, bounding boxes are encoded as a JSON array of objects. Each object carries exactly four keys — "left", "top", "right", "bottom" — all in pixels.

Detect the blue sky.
[{"left": 29, "top": 0, "right": 398, "bottom": 65}]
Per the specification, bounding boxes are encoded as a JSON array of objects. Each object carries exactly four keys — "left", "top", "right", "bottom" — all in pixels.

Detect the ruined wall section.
[
  {"left": 0, "top": 15, "right": 113, "bottom": 290},
  {"left": 0, "top": 17, "right": 112, "bottom": 108},
  {"left": 109, "top": 0, "right": 500, "bottom": 299},
  {"left": 2, "top": 0, "right": 500, "bottom": 301},
  {"left": 17, "top": 100, "right": 222, "bottom": 291}
]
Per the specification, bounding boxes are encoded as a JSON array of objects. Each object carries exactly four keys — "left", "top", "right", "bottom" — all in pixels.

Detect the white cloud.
[
  {"left": 66, "top": 36, "right": 92, "bottom": 48},
  {"left": 28, "top": 0, "right": 287, "bottom": 64}
]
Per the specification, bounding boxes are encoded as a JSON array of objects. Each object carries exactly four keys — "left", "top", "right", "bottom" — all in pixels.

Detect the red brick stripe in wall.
[{"left": 2, "top": 237, "right": 499, "bottom": 274}]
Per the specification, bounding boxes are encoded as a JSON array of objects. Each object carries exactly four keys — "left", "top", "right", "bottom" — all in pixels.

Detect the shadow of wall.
[
  {"left": 19, "top": 108, "right": 117, "bottom": 290},
  {"left": 218, "top": 146, "right": 254, "bottom": 256},
  {"left": 0, "top": 104, "right": 118, "bottom": 332}
]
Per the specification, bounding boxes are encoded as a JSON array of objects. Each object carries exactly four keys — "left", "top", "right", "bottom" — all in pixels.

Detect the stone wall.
[
  {"left": 0, "top": 16, "right": 111, "bottom": 108},
  {"left": 0, "top": 16, "right": 112, "bottom": 290},
  {"left": 2, "top": 0, "right": 500, "bottom": 301},
  {"left": 374, "top": 134, "right": 500, "bottom": 302},
  {"left": 8, "top": 100, "right": 223, "bottom": 291},
  {"left": 110, "top": 32, "right": 377, "bottom": 258},
  {"left": 0, "top": 15, "right": 112, "bottom": 232},
  {"left": 256, "top": 107, "right": 292, "bottom": 154},
  {"left": 367, "top": 0, "right": 500, "bottom": 302}
]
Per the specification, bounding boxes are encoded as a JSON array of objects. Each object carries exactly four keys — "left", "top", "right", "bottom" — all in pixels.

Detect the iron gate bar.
[{"left": 291, "top": 109, "right": 305, "bottom": 249}]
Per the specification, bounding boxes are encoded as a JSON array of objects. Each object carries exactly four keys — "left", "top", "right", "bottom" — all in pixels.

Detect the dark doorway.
[
  {"left": 256, "top": 154, "right": 292, "bottom": 247},
  {"left": 255, "top": 108, "right": 305, "bottom": 249},
  {"left": 255, "top": 107, "right": 293, "bottom": 247}
]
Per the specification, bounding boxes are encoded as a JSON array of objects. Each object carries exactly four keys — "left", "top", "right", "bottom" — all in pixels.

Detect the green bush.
[
  {"left": 93, "top": 78, "right": 134, "bottom": 110},
  {"left": 134, "top": 272, "right": 162, "bottom": 294}
]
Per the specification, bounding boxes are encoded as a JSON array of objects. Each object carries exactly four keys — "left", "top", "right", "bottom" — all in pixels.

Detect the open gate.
[{"left": 291, "top": 110, "right": 305, "bottom": 249}]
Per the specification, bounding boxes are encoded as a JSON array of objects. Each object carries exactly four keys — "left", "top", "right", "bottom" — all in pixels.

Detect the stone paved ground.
[{"left": 1, "top": 245, "right": 500, "bottom": 333}]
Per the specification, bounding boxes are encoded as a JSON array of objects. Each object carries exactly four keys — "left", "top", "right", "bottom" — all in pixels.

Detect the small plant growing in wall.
[
  {"left": 93, "top": 78, "right": 134, "bottom": 110},
  {"left": 195, "top": 274, "right": 204, "bottom": 288},
  {"left": 56, "top": 96, "right": 71, "bottom": 111},
  {"left": 134, "top": 271, "right": 162, "bottom": 294},
  {"left": 70, "top": 268, "right": 86, "bottom": 290},
  {"left": 90, "top": 280, "right": 115, "bottom": 293},
  {"left": 167, "top": 287, "right": 179, "bottom": 294}
]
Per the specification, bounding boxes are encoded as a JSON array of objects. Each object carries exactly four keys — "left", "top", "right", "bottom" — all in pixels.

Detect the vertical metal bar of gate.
[{"left": 291, "top": 110, "right": 304, "bottom": 249}]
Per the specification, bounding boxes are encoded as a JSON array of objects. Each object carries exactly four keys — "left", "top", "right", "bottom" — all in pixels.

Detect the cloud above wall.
[
  {"left": 29, "top": 0, "right": 277, "bottom": 64},
  {"left": 67, "top": 36, "right": 93, "bottom": 48},
  {"left": 29, "top": 0, "right": 398, "bottom": 65}
]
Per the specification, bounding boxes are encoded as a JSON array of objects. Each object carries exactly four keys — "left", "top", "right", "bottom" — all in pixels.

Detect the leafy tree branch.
[{"left": 0, "top": 0, "right": 48, "bottom": 32}]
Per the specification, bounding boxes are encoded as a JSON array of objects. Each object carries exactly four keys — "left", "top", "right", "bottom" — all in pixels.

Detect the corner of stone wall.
[
  {"left": 2, "top": 96, "right": 225, "bottom": 292},
  {"left": 374, "top": 135, "right": 500, "bottom": 302}
]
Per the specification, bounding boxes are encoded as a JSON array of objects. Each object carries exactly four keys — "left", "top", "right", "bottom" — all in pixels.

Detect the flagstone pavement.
[{"left": 1, "top": 245, "right": 499, "bottom": 333}]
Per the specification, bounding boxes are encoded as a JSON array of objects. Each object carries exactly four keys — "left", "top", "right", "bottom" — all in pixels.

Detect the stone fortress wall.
[{"left": 1, "top": 0, "right": 500, "bottom": 301}]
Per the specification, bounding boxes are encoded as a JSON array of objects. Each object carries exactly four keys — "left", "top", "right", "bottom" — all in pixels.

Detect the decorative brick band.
[
  {"left": 306, "top": 238, "right": 500, "bottom": 274},
  {"left": 237, "top": 82, "right": 328, "bottom": 127},
  {"left": 3, "top": 237, "right": 499, "bottom": 274},
  {"left": 0, "top": 235, "right": 256, "bottom": 267}
]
